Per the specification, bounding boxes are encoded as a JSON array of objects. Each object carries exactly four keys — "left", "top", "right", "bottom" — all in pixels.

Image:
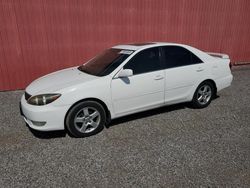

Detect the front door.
[{"left": 111, "top": 47, "right": 165, "bottom": 117}]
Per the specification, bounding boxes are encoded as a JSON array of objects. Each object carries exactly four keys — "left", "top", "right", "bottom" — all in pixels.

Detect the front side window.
[
  {"left": 78, "top": 48, "right": 133, "bottom": 76},
  {"left": 162, "top": 46, "right": 203, "bottom": 69},
  {"left": 124, "top": 47, "right": 162, "bottom": 75}
]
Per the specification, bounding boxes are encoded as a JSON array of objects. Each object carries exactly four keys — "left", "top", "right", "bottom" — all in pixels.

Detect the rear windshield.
[{"left": 78, "top": 48, "right": 134, "bottom": 76}]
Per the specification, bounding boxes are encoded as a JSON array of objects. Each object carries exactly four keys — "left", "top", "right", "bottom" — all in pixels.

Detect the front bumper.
[{"left": 20, "top": 95, "right": 70, "bottom": 131}]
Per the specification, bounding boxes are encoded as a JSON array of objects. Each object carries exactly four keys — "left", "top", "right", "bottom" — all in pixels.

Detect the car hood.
[{"left": 26, "top": 67, "right": 98, "bottom": 95}]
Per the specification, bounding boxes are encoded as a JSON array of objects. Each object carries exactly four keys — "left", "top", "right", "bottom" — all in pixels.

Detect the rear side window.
[
  {"left": 124, "top": 47, "right": 162, "bottom": 75},
  {"left": 162, "top": 46, "right": 203, "bottom": 69}
]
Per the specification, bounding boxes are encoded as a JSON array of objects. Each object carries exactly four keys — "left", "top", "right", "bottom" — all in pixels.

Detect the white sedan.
[{"left": 20, "top": 42, "right": 233, "bottom": 137}]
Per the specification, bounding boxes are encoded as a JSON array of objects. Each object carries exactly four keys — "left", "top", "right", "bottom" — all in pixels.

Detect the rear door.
[{"left": 161, "top": 46, "right": 205, "bottom": 104}]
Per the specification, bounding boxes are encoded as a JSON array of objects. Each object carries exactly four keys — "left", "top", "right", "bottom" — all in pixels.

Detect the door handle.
[
  {"left": 196, "top": 68, "right": 204, "bottom": 72},
  {"left": 154, "top": 75, "right": 164, "bottom": 80}
]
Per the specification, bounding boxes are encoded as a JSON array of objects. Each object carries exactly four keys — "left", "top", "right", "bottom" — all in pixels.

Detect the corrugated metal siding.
[{"left": 0, "top": 0, "right": 250, "bottom": 91}]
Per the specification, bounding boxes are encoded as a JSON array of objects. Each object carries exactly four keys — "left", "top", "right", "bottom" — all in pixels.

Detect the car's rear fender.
[{"left": 186, "top": 75, "right": 217, "bottom": 102}]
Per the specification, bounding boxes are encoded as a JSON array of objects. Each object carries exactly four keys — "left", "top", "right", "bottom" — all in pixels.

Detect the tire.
[
  {"left": 65, "top": 101, "right": 106, "bottom": 138},
  {"left": 191, "top": 81, "right": 215, "bottom": 109}
]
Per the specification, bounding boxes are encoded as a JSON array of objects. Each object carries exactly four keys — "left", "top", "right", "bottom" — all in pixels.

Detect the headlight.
[{"left": 27, "top": 94, "right": 61, "bottom": 106}]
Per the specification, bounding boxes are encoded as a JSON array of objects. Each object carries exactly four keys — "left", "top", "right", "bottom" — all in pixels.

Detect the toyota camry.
[{"left": 20, "top": 42, "right": 233, "bottom": 137}]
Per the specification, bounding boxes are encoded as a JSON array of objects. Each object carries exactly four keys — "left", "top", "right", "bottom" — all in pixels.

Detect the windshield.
[{"left": 78, "top": 48, "right": 134, "bottom": 76}]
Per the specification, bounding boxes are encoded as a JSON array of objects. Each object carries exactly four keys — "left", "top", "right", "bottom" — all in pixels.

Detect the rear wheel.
[
  {"left": 192, "top": 81, "right": 215, "bottom": 108},
  {"left": 66, "top": 101, "right": 106, "bottom": 137}
]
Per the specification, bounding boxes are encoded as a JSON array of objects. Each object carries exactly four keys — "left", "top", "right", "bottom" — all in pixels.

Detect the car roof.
[{"left": 112, "top": 42, "right": 186, "bottom": 51}]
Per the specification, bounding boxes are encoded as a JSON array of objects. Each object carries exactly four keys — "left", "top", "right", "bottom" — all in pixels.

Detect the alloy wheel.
[
  {"left": 197, "top": 85, "right": 212, "bottom": 105},
  {"left": 73, "top": 107, "right": 101, "bottom": 133}
]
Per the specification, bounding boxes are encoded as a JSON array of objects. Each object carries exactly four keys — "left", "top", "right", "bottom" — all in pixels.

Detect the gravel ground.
[{"left": 0, "top": 66, "right": 249, "bottom": 187}]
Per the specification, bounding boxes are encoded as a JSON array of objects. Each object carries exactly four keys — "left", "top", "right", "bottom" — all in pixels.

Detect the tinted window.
[
  {"left": 162, "top": 46, "right": 203, "bottom": 68},
  {"left": 99, "top": 54, "right": 130, "bottom": 76},
  {"left": 78, "top": 48, "right": 133, "bottom": 76},
  {"left": 124, "top": 47, "right": 162, "bottom": 75}
]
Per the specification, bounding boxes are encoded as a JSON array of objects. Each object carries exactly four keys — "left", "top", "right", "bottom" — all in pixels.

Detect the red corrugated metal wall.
[{"left": 0, "top": 0, "right": 250, "bottom": 91}]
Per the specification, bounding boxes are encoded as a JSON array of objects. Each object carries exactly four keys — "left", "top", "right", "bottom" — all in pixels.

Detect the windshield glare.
[{"left": 78, "top": 48, "right": 133, "bottom": 76}]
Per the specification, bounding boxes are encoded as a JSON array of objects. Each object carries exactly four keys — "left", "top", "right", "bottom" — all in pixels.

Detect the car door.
[
  {"left": 111, "top": 47, "right": 165, "bottom": 117},
  {"left": 161, "top": 46, "right": 205, "bottom": 104}
]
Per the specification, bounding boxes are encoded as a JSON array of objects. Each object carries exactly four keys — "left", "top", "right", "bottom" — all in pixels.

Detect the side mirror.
[{"left": 117, "top": 69, "right": 133, "bottom": 78}]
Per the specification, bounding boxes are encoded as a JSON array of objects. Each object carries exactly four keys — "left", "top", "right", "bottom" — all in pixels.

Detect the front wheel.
[
  {"left": 192, "top": 81, "right": 215, "bottom": 108},
  {"left": 65, "top": 101, "right": 106, "bottom": 137}
]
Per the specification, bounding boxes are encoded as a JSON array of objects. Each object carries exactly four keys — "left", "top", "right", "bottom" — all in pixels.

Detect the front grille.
[{"left": 25, "top": 92, "right": 31, "bottom": 100}]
